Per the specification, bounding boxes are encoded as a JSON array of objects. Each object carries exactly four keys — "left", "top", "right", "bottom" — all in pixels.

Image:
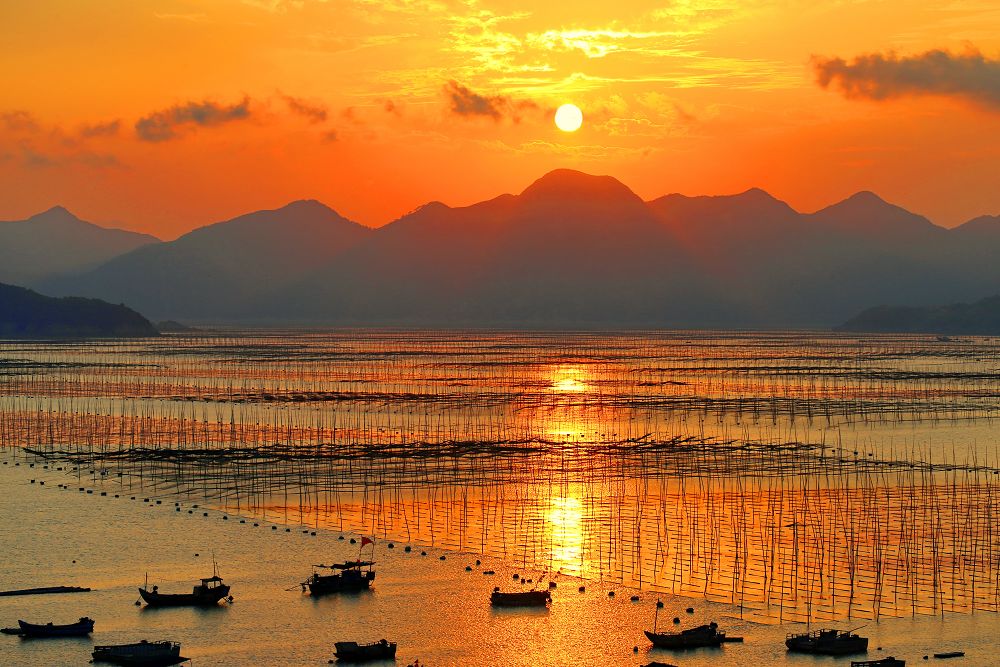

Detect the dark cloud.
[
  {"left": 135, "top": 97, "right": 252, "bottom": 141},
  {"left": 282, "top": 95, "right": 328, "bottom": 123},
  {"left": 813, "top": 48, "right": 1000, "bottom": 110},
  {"left": 1, "top": 110, "right": 40, "bottom": 133},
  {"left": 79, "top": 120, "right": 121, "bottom": 138},
  {"left": 444, "top": 81, "right": 537, "bottom": 122}
]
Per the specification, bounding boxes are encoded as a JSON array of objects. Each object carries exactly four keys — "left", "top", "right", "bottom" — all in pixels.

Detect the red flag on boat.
[{"left": 360, "top": 537, "right": 373, "bottom": 547}]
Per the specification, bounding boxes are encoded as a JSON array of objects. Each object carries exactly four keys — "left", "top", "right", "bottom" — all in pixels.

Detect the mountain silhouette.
[
  {"left": 0, "top": 282, "right": 157, "bottom": 338},
  {"left": 29, "top": 170, "right": 1000, "bottom": 327},
  {"left": 838, "top": 294, "right": 1000, "bottom": 334},
  {"left": 0, "top": 206, "right": 158, "bottom": 285},
  {"left": 43, "top": 200, "right": 371, "bottom": 320}
]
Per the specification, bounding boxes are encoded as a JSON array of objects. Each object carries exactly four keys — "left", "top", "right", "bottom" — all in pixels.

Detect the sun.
[{"left": 554, "top": 103, "right": 583, "bottom": 132}]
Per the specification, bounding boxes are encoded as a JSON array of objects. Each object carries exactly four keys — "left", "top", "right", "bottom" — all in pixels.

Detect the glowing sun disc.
[{"left": 554, "top": 103, "right": 583, "bottom": 132}]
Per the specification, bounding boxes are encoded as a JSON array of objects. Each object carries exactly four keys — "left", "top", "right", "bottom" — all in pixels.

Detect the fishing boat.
[
  {"left": 139, "top": 564, "right": 231, "bottom": 607},
  {"left": 851, "top": 658, "right": 905, "bottom": 667},
  {"left": 92, "top": 640, "right": 188, "bottom": 666},
  {"left": 304, "top": 561, "right": 376, "bottom": 595},
  {"left": 334, "top": 639, "right": 397, "bottom": 662},
  {"left": 305, "top": 537, "right": 377, "bottom": 596},
  {"left": 786, "top": 627, "right": 869, "bottom": 655},
  {"left": 642, "top": 662, "right": 680, "bottom": 667},
  {"left": 17, "top": 616, "right": 94, "bottom": 637},
  {"left": 645, "top": 622, "right": 734, "bottom": 649},
  {"left": 490, "top": 588, "right": 551, "bottom": 607}
]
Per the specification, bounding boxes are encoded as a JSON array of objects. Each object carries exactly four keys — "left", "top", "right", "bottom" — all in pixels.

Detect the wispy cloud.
[
  {"left": 78, "top": 119, "right": 121, "bottom": 138},
  {"left": 443, "top": 81, "right": 538, "bottom": 121},
  {"left": 282, "top": 95, "right": 328, "bottom": 123},
  {"left": 813, "top": 47, "right": 1000, "bottom": 111},
  {"left": 1, "top": 110, "right": 40, "bottom": 133},
  {"left": 135, "top": 97, "right": 253, "bottom": 141}
]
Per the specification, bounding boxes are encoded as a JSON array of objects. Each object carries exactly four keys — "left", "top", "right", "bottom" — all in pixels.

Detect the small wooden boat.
[
  {"left": 852, "top": 658, "right": 905, "bottom": 667},
  {"left": 645, "top": 622, "right": 735, "bottom": 649},
  {"left": 786, "top": 627, "right": 868, "bottom": 655},
  {"left": 0, "top": 585, "right": 91, "bottom": 597},
  {"left": 490, "top": 588, "right": 551, "bottom": 607},
  {"left": 17, "top": 616, "right": 94, "bottom": 637},
  {"left": 139, "top": 575, "right": 230, "bottom": 607},
  {"left": 334, "top": 639, "right": 397, "bottom": 662},
  {"left": 92, "top": 640, "right": 188, "bottom": 666},
  {"left": 933, "top": 652, "right": 964, "bottom": 659},
  {"left": 642, "top": 662, "right": 680, "bottom": 667},
  {"left": 304, "top": 561, "right": 376, "bottom": 595}
]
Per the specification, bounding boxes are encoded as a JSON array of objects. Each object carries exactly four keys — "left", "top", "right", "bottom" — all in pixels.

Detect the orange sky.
[{"left": 2, "top": 0, "right": 999, "bottom": 238}]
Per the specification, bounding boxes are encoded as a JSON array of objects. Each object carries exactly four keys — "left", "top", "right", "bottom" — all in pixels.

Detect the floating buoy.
[
  {"left": 155, "top": 500, "right": 161, "bottom": 505},
  {"left": 673, "top": 617, "right": 680, "bottom": 624},
  {"left": 630, "top": 595, "right": 640, "bottom": 602},
  {"left": 195, "top": 553, "right": 199, "bottom": 557},
  {"left": 272, "top": 526, "right": 277, "bottom": 530},
  {"left": 176, "top": 508, "right": 180, "bottom": 512},
  {"left": 100, "top": 491, "right": 106, "bottom": 496},
  {"left": 311, "top": 532, "right": 317, "bottom": 536},
  {"left": 633, "top": 646, "right": 638, "bottom": 653},
  {"left": 475, "top": 560, "right": 481, "bottom": 566},
  {"left": 203, "top": 513, "right": 208, "bottom": 517},
  {"left": 579, "top": 586, "right": 586, "bottom": 593},
  {"left": 338, "top": 535, "right": 345, "bottom": 541},
  {"left": 440, "top": 556, "right": 446, "bottom": 561},
  {"left": 686, "top": 607, "right": 694, "bottom": 613},
  {"left": 421, "top": 551, "right": 427, "bottom": 556},
  {"left": 483, "top": 570, "right": 495, "bottom": 575},
  {"left": 188, "top": 510, "right": 193, "bottom": 514},
  {"left": 223, "top": 516, "right": 228, "bottom": 521},
  {"left": 466, "top": 566, "right": 473, "bottom": 571},
  {"left": 388, "top": 543, "right": 394, "bottom": 549},
  {"left": 656, "top": 601, "right": 664, "bottom": 609},
  {"left": 513, "top": 574, "right": 519, "bottom": 580},
  {"left": 286, "top": 528, "right": 291, "bottom": 532},
  {"left": 253, "top": 523, "right": 259, "bottom": 527},
  {"left": 350, "top": 538, "right": 357, "bottom": 544},
  {"left": 86, "top": 490, "right": 93, "bottom": 494},
  {"left": 30, "top": 479, "right": 35, "bottom": 484},
  {"left": 608, "top": 591, "right": 615, "bottom": 597},
  {"left": 143, "top": 498, "right": 149, "bottom": 502},
  {"left": 404, "top": 546, "right": 412, "bottom": 552},
  {"left": 549, "top": 582, "right": 557, "bottom": 589}
]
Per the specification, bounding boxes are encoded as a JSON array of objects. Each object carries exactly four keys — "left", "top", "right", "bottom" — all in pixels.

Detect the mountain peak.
[
  {"left": 520, "top": 169, "right": 640, "bottom": 203},
  {"left": 29, "top": 205, "right": 80, "bottom": 223}
]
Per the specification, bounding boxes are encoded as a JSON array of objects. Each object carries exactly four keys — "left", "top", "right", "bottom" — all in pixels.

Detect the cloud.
[
  {"left": 443, "top": 81, "right": 537, "bottom": 121},
  {"left": 135, "top": 97, "right": 252, "bottom": 141},
  {"left": 1, "top": 110, "right": 40, "bottom": 133},
  {"left": 813, "top": 48, "right": 1000, "bottom": 110},
  {"left": 79, "top": 119, "right": 121, "bottom": 138},
  {"left": 282, "top": 95, "right": 328, "bottom": 123}
]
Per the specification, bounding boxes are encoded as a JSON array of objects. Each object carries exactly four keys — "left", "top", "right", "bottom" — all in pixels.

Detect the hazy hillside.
[
  {"left": 838, "top": 295, "right": 1000, "bottom": 334},
  {"left": 0, "top": 282, "right": 158, "bottom": 338},
  {"left": 43, "top": 200, "right": 372, "bottom": 321},
  {"left": 0, "top": 206, "right": 158, "bottom": 286},
  {"left": 36, "top": 170, "right": 1000, "bottom": 327}
]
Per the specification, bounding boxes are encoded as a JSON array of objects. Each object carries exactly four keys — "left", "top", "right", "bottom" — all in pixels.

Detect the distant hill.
[
  {"left": 0, "top": 283, "right": 158, "bottom": 338},
  {"left": 43, "top": 200, "right": 372, "bottom": 321},
  {"left": 29, "top": 170, "right": 1000, "bottom": 327},
  {"left": 837, "top": 295, "right": 1000, "bottom": 334},
  {"left": 0, "top": 206, "right": 158, "bottom": 286}
]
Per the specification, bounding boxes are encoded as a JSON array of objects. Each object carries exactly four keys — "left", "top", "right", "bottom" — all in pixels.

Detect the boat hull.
[
  {"left": 490, "top": 590, "right": 551, "bottom": 607},
  {"left": 307, "top": 571, "right": 375, "bottom": 595},
  {"left": 644, "top": 630, "right": 724, "bottom": 649},
  {"left": 18, "top": 618, "right": 94, "bottom": 637},
  {"left": 92, "top": 641, "right": 186, "bottom": 666},
  {"left": 786, "top": 636, "right": 868, "bottom": 655},
  {"left": 139, "top": 584, "right": 230, "bottom": 607},
  {"left": 334, "top": 640, "right": 397, "bottom": 663}
]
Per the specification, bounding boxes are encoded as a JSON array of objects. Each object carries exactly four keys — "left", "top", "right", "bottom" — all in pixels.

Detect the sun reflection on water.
[
  {"left": 547, "top": 494, "right": 584, "bottom": 574},
  {"left": 550, "top": 365, "right": 589, "bottom": 393}
]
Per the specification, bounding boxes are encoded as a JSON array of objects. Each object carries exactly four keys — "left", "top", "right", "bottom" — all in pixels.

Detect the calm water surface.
[{"left": 2, "top": 330, "right": 1000, "bottom": 664}]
